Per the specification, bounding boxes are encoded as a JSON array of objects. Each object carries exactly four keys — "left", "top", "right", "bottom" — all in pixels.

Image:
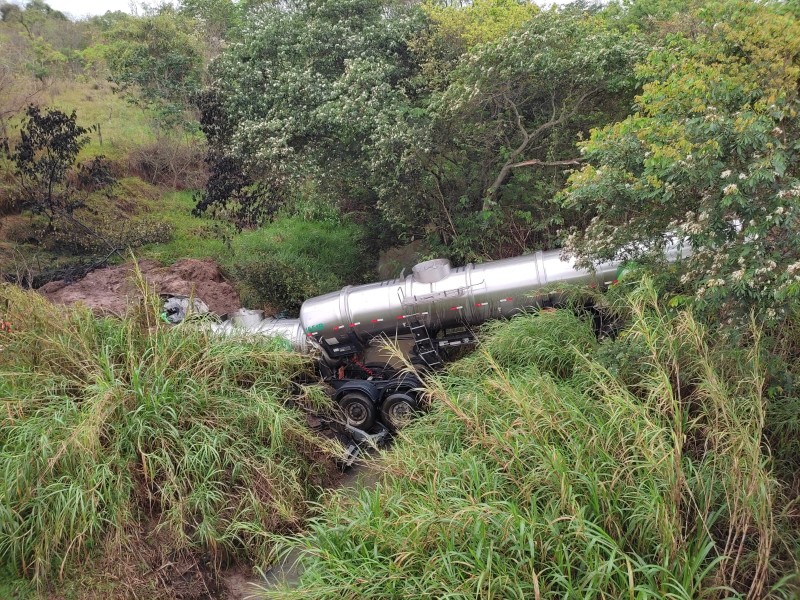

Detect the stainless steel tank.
[
  {"left": 300, "top": 238, "right": 690, "bottom": 347},
  {"left": 301, "top": 249, "right": 621, "bottom": 346},
  {"left": 218, "top": 239, "right": 689, "bottom": 353}
]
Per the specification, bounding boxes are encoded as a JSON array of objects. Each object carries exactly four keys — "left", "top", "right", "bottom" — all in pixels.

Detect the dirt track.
[{"left": 38, "top": 258, "right": 242, "bottom": 316}]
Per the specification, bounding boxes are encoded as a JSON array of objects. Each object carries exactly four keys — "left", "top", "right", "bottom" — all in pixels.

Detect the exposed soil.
[
  {"left": 221, "top": 568, "right": 265, "bottom": 600},
  {"left": 38, "top": 258, "right": 241, "bottom": 316}
]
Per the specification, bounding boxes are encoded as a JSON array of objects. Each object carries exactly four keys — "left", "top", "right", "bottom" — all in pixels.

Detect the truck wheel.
[
  {"left": 338, "top": 392, "right": 377, "bottom": 430},
  {"left": 380, "top": 392, "right": 420, "bottom": 432}
]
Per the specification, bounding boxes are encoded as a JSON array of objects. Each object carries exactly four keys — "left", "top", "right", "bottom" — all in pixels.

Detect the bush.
[
  {"left": 227, "top": 216, "right": 374, "bottom": 314},
  {"left": 125, "top": 134, "right": 207, "bottom": 190},
  {"left": 48, "top": 208, "right": 174, "bottom": 254}
]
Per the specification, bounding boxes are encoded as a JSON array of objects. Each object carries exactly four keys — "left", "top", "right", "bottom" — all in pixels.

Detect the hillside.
[{"left": 1, "top": 0, "right": 799, "bottom": 598}]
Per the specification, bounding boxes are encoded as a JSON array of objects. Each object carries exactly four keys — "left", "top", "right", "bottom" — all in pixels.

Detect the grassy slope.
[
  {"left": 265, "top": 284, "right": 799, "bottom": 599},
  {"left": 0, "top": 77, "right": 197, "bottom": 277},
  {"left": 138, "top": 190, "right": 233, "bottom": 264},
  {"left": 43, "top": 79, "right": 155, "bottom": 162},
  {"left": 0, "top": 283, "right": 339, "bottom": 596}
]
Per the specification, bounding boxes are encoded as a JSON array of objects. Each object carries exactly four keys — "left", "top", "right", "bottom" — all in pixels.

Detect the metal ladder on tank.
[{"left": 406, "top": 315, "right": 443, "bottom": 370}]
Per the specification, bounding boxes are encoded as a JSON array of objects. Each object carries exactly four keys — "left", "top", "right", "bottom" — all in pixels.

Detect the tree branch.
[
  {"left": 508, "top": 157, "right": 583, "bottom": 169},
  {"left": 482, "top": 87, "right": 601, "bottom": 211}
]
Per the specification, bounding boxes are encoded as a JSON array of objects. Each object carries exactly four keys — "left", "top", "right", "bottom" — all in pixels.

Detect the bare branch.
[{"left": 509, "top": 157, "right": 583, "bottom": 169}]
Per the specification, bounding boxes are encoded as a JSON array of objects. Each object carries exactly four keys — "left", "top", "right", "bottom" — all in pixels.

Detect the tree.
[
  {"left": 179, "top": 0, "right": 240, "bottom": 53},
  {"left": 369, "top": 9, "right": 643, "bottom": 259},
  {"left": 421, "top": 0, "right": 538, "bottom": 50},
  {"left": 104, "top": 8, "right": 204, "bottom": 128},
  {"left": 563, "top": 0, "right": 800, "bottom": 322},
  {"left": 6, "top": 105, "right": 117, "bottom": 249},
  {"left": 196, "top": 0, "right": 425, "bottom": 231},
  {"left": 198, "top": 0, "right": 642, "bottom": 260}
]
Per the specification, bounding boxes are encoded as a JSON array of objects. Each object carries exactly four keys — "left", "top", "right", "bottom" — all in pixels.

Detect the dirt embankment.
[{"left": 38, "top": 258, "right": 241, "bottom": 316}]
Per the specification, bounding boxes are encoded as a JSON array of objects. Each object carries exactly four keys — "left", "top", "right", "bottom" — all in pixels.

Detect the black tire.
[
  {"left": 380, "top": 392, "right": 420, "bottom": 432},
  {"left": 338, "top": 392, "right": 377, "bottom": 430}
]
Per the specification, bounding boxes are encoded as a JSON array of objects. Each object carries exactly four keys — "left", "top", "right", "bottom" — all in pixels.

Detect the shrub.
[
  {"left": 124, "top": 134, "right": 207, "bottom": 190},
  {"left": 48, "top": 208, "right": 174, "bottom": 254},
  {"left": 226, "top": 216, "right": 374, "bottom": 314}
]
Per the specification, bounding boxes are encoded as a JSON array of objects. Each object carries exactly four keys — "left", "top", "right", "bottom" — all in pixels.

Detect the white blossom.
[{"left": 723, "top": 183, "right": 738, "bottom": 195}]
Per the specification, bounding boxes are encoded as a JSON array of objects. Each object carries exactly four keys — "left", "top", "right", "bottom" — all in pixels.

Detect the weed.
[
  {"left": 264, "top": 280, "right": 798, "bottom": 599},
  {"left": 0, "top": 281, "right": 340, "bottom": 585}
]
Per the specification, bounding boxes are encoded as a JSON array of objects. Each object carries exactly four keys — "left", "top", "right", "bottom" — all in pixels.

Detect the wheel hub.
[{"left": 346, "top": 403, "right": 367, "bottom": 424}]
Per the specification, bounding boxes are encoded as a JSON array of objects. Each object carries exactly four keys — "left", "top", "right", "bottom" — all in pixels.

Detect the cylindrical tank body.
[
  {"left": 299, "top": 248, "right": 632, "bottom": 346},
  {"left": 209, "top": 316, "right": 308, "bottom": 353}
]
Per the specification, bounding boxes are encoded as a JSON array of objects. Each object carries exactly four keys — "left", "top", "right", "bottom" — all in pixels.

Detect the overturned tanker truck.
[{"left": 204, "top": 241, "right": 689, "bottom": 432}]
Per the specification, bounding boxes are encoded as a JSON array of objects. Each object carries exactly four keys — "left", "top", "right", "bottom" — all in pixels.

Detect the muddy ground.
[{"left": 37, "top": 258, "right": 242, "bottom": 316}]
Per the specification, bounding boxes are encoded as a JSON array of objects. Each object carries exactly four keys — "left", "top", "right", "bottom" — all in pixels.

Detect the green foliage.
[
  {"left": 563, "top": 0, "right": 800, "bottom": 323},
  {"left": 50, "top": 206, "right": 174, "bottom": 254},
  {"left": 0, "top": 283, "right": 338, "bottom": 582},
  {"left": 179, "top": 0, "right": 242, "bottom": 42},
  {"left": 6, "top": 106, "right": 115, "bottom": 229},
  {"left": 137, "top": 189, "right": 234, "bottom": 264},
  {"left": 0, "top": 0, "right": 94, "bottom": 82},
  {"left": 227, "top": 216, "right": 374, "bottom": 313},
  {"left": 200, "top": 0, "right": 642, "bottom": 261},
  {"left": 421, "top": 0, "right": 538, "bottom": 49},
  {"left": 196, "top": 0, "right": 424, "bottom": 228},
  {"left": 268, "top": 285, "right": 797, "bottom": 598},
  {"left": 387, "top": 9, "right": 643, "bottom": 260},
  {"left": 104, "top": 8, "right": 204, "bottom": 128}
]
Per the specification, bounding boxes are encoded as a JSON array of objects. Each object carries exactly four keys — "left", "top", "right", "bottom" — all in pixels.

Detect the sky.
[
  {"left": 21, "top": 0, "right": 147, "bottom": 19},
  {"left": 25, "top": 0, "right": 569, "bottom": 20}
]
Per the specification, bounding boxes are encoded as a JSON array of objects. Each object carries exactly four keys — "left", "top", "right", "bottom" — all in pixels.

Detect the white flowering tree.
[
  {"left": 196, "top": 0, "right": 423, "bottom": 230},
  {"left": 196, "top": 0, "right": 643, "bottom": 259},
  {"left": 563, "top": 0, "right": 800, "bottom": 322}
]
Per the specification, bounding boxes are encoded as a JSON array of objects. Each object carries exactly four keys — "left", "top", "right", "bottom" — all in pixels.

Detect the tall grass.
[
  {"left": 0, "top": 280, "right": 339, "bottom": 584},
  {"left": 264, "top": 281, "right": 798, "bottom": 599}
]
